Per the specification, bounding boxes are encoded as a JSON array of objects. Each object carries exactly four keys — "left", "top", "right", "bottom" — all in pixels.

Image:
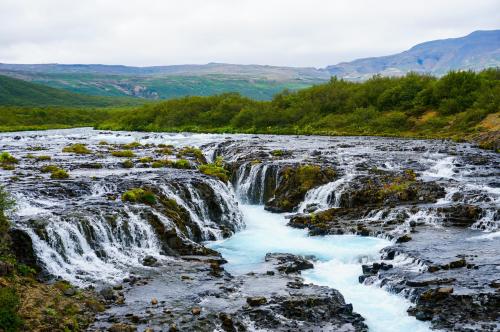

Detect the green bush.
[{"left": 0, "top": 288, "right": 22, "bottom": 332}]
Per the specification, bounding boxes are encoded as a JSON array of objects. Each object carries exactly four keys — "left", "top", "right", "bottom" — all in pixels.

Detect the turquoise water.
[{"left": 209, "top": 204, "right": 433, "bottom": 332}]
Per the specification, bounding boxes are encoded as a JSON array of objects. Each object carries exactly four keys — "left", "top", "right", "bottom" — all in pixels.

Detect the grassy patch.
[
  {"left": 198, "top": 157, "right": 229, "bottom": 182},
  {"left": 122, "top": 188, "right": 156, "bottom": 205},
  {"left": 62, "top": 143, "right": 92, "bottom": 155},
  {"left": 112, "top": 150, "right": 135, "bottom": 158}
]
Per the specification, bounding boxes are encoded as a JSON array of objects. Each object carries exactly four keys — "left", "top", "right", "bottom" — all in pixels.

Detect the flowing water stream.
[{"left": 209, "top": 204, "right": 433, "bottom": 332}]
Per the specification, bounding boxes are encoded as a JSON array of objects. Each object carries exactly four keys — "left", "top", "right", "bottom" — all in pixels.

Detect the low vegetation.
[
  {"left": 198, "top": 157, "right": 229, "bottom": 182},
  {"left": 0, "top": 70, "right": 498, "bottom": 149},
  {"left": 41, "top": 165, "right": 70, "bottom": 179},
  {"left": 62, "top": 143, "right": 92, "bottom": 154},
  {"left": 112, "top": 150, "right": 135, "bottom": 158},
  {"left": 0, "top": 152, "right": 18, "bottom": 170},
  {"left": 122, "top": 188, "right": 157, "bottom": 205}
]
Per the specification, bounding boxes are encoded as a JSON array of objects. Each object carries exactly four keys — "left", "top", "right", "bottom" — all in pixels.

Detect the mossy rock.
[
  {"left": 121, "top": 188, "right": 156, "bottom": 205},
  {"left": 50, "top": 169, "right": 69, "bottom": 179},
  {"left": 198, "top": 157, "right": 229, "bottom": 182},
  {"left": 266, "top": 164, "right": 336, "bottom": 212},
  {"left": 112, "top": 150, "right": 135, "bottom": 158},
  {"left": 62, "top": 144, "right": 92, "bottom": 155}
]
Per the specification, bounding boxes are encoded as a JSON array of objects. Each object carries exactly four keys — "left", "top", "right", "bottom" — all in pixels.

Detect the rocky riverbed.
[{"left": 0, "top": 128, "right": 498, "bottom": 331}]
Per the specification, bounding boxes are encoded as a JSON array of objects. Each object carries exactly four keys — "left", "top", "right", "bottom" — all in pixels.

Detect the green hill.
[{"left": 0, "top": 75, "right": 143, "bottom": 107}]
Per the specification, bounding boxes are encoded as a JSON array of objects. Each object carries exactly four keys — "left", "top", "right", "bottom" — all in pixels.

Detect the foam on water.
[{"left": 208, "top": 204, "right": 432, "bottom": 332}]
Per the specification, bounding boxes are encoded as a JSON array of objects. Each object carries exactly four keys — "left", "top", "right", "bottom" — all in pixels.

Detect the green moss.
[
  {"left": 0, "top": 152, "right": 18, "bottom": 166},
  {"left": 198, "top": 157, "right": 229, "bottom": 182},
  {"left": 164, "top": 159, "right": 191, "bottom": 169},
  {"left": 122, "top": 188, "right": 156, "bottom": 205},
  {"left": 36, "top": 155, "right": 51, "bottom": 161},
  {"left": 112, "top": 150, "right": 135, "bottom": 158},
  {"left": 177, "top": 146, "right": 206, "bottom": 163},
  {"left": 1, "top": 164, "right": 16, "bottom": 171},
  {"left": 270, "top": 149, "right": 285, "bottom": 156},
  {"left": 121, "top": 159, "right": 134, "bottom": 168},
  {"left": 51, "top": 169, "right": 69, "bottom": 179},
  {"left": 62, "top": 143, "right": 92, "bottom": 155},
  {"left": 122, "top": 141, "right": 142, "bottom": 149},
  {"left": 40, "top": 165, "right": 61, "bottom": 173},
  {"left": 156, "top": 147, "right": 174, "bottom": 155},
  {"left": 151, "top": 161, "right": 164, "bottom": 168},
  {"left": 0, "top": 288, "right": 22, "bottom": 332},
  {"left": 138, "top": 156, "right": 153, "bottom": 163}
]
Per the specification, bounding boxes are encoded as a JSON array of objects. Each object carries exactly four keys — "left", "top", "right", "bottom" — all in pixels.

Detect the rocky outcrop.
[
  {"left": 338, "top": 169, "right": 445, "bottom": 208},
  {"left": 265, "top": 164, "right": 336, "bottom": 212},
  {"left": 91, "top": 253, "right": 368, "bottom": 332}
]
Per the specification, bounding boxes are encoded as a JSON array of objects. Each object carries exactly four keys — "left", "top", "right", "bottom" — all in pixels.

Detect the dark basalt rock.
[
  {"left": 8, "top": 228, "right": 40, "bottom": 271},
  {"left": 264, "top": 253, "right": 314, "bottom": 273},
  {"left": 436, "top": 204, "right": 483, "bottom": 227}
]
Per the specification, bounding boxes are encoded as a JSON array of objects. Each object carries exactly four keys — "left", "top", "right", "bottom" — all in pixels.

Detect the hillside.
[
  {"left": 327, "top": 30, "right": 500, "bottom": 80},
  {"left": 0, "top": 63, "right": 329, "bottom": 100},
  {"left": 0, "top": 75, "right": 142, "bottom": 107}
]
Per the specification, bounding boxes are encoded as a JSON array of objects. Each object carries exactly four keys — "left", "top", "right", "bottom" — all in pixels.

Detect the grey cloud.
[{"left": 0, "top": 0, "right": 498, "bottom": 67}]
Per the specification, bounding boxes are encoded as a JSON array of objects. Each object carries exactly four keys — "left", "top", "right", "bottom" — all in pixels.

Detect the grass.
[
  {"left": 112, "top": 150, "right": 135, "bottom": 158},
  {"left": 62, "top": 143, "right": 92, "bottom": 154}
]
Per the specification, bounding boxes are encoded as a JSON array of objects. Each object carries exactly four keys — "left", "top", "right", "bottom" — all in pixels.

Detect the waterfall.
[
  {"left": 12, "top": 174, "right": 243, "bottom": 286},
  {"left": 23, "top": 207, "right": 163, "bottom": 286},
  {"left": 234, "top": 162, "right": 280, "bottom": 204},
  {"left": 297, "top": 173, "right": 355, "bottom": 212}
]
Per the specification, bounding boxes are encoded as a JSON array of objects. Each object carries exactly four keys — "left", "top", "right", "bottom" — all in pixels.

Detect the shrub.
[
  {"left": 62, "top": 144, "right": 92, "bottom": 154},
  {"left": 112, "top": 150, "right": 135, "bottom": 158},
  {"left": 122, "top": 188, "right": 156, "bottom": 205},
  {"left": 0, "top": 288, "right": 22, "bottom": 332},
  {"left": 139, "top": 157, "right": 153, "bottom": 163}
]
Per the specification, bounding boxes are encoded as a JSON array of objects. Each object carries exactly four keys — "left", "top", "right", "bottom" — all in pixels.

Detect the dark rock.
[
  {"left": 246, "top": 296, "right": 267, "bottom": 307},
  {"left": 142, "top": 256, "right": 158, "bottom": 267},
  {"left": 264, "top": 253, "right": 314, "bottom": 273},
  {"left": 396, "top": 234, "right": 412, "bottom": 243}
]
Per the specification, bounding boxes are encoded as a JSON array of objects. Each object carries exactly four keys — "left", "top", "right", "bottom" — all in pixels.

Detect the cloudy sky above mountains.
[{"left": 0, "top": 0, "right": 499, "bottom": 67}]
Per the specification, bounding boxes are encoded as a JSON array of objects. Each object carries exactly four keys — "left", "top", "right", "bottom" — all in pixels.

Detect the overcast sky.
[{"left": 0, "top": 0, "right": 499, "bottom": 68}]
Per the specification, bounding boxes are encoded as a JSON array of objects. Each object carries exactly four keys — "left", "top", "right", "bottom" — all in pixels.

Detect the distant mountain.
[
  {"left": 0, "top": 63, "right": 330, "bottom": 101},
  {"left": 326, "top": 30, "right": 500, "bottom": 80},
  {"left": 0, "top": 30, "right": 498, "bottom": 100},
  {"left": 0, "top": 75, "right": 141, "bottom": 107}
]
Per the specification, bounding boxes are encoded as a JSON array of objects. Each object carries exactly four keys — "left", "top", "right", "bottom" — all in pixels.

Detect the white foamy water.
[{"left": 209, "top": 204, "right": 432, "bottom": 332}]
